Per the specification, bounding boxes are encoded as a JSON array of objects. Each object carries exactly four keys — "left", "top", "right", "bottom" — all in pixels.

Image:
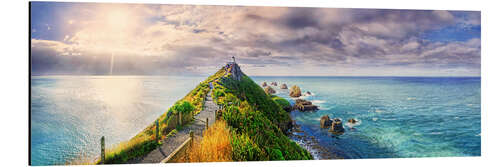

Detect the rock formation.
[
  {"left": 271, "top": 82, "right": 278, "bottom": 86},
  {"left": 294, "top": 99, "right": 319, "bottom": 111},
  {"left": 264, "top": 86, "right": 276, "bottom": 94},
  {"left": 320, "top": 115, "right": 333, "bottom": 128},
  {"left": 224, "top": 62, "right": 244, "bottom": 81},
  {"left": 280, "top": 83, "right": 288, "bottom": 89},
  {"left": 289, "top": 85, "right": 302, "bottom": 97},
  {"left": 262, "top": 82, "right": 268, "bottom": 87},
  {"left": 330, "top": 118, "right": 345, "bottom": 135},
  {"left": 348, "top": 118, "right": 357, "bottom": 124},
  {"left": 305, "top": 91, "right": 312, "bottom": 96}
]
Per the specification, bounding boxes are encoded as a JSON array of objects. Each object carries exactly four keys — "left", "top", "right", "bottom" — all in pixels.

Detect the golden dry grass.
[{"left": 175, "top": 120, "right": 233, "bottom": 162}]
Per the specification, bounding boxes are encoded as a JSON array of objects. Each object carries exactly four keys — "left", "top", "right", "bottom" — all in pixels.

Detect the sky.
[{"left": 30, "top": 2, "right": 481, "bottom": 76}]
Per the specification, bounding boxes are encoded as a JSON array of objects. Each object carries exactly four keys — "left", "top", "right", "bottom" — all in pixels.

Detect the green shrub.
[
  {"left": 269, "top": 148, "right": 285, "bottom": 160},
  {"left": 231, "top": 132, "right": 266, "bottom": 161},
  {"left": 172, "top": 101, "right": 195, "bottom": 114},
  {"left": 271, "top": 95, "right": 291, "bottom": 109},
  {"left": 214, "top": 89, "right": 225, "bottom": 98}
]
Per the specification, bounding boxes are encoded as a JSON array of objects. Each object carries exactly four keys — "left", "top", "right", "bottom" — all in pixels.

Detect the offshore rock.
[
  {"left": 280, "top": 83, "right": 288, "bottom": 89},
  {"left": 289, "top": 85, "right": 302, "bottom": 97},
  {"left": 330, "top": 118, "right": 345, "bottom": 135},
  {"left": 262, "top": 82, "right": 268, "bottom": 87},
  {"left": 348, "top": 118, "right": 357, "bottom": 124},
  {"left": 320, "top": 115, "right": 333, "bottom": 128},
  {"left": 294, "top": 99, "right": 319, "bottom": 111}
]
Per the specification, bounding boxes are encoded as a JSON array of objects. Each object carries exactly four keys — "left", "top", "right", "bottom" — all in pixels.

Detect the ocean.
[
  {"left": 30, "top": 76, "right": 204, "bottom": 165},
  {"left": 30, "top": 76, "right": 480, "bottom": 165},
  {"left": 252, "top": 76, "right": 481, "bottom": 159}
]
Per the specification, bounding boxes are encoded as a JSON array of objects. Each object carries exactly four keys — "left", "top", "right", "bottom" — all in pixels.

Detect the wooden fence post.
[
  {"left": 206, "top": 117, "right": 209, "bottom": 129},
  {"left": 156, "top": 120, "right": 160, "bottom": 143},
  {"left": 100, "top": 136, "right": 105, "bottom": 164},
  {"left": 179, "top": 111, "right": 183, "bottom": 126},
  {"left": 189, "top": 130, "right": 194, "bottom": 148}
]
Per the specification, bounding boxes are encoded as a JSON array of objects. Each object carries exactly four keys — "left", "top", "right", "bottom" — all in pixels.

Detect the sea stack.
[
  {"left": 331, "top": 118, "right": 345, "bottom": 135},
  {"left": 289, "top": 85, "right": 302, "bottom": 97},
  {"left": 264, "top": 86, "right": 276, "bottom": 94},
  {"left": 262, "top": 82, "right": 268, "bottom": 87},
  {"left": 280, "top": 83, "right": 288, "bottom": 89},
  {"left": 271, "top": 82, "right": 278, "bottom": 86},
  {"left": 320, "top": 115, "right": 333, "bottom": 128}
]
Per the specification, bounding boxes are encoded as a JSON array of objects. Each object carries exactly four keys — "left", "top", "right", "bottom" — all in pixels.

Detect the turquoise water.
[
  {"left": 30, "top": 76, "right": 204, "bottom": 165},
  {"left": 252, "top": 76, "right": 481, "bottom": 158},
  {"left": 30, "top": 76, "right": 480, "bottom": 165}
]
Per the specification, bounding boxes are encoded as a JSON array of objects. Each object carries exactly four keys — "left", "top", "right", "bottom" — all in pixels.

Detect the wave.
[
  {"left": 345, "top": 119, "right": 362, "bottom": 128},
  {"left": 310, "top": 100, "right": 326, "bottom": 104},
  {"left": 318, "top": 106, "right": 332, "bottom": 110},
  {"left": 430, "top": 132, "right": 443, "bottom": 135},
  {"left": 298, "top": 91, "right": 315, "bottom": 98}
]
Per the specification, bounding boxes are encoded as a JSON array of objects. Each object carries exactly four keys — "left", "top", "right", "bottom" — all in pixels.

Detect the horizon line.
[{"left": 30, "top": 74, "right": 481, "bottom": 78}]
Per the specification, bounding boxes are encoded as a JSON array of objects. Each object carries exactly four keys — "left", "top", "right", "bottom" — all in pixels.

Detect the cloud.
[{"left": 30, "top": 3, "right": 481, "bottom": 76}]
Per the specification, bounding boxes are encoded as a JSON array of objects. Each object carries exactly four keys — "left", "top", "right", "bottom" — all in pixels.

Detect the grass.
[
  {"left": 99, "top": 135, "right": 159, "bottom": 164},
  {"left": 211, "top": 67, "right": 312, "bottom": 161},
  {"left": 270, "top": 95, "right": 291, "bottom": 110},
  {"left": 174, "top": 120, "right": 233, "bottom": 162}
]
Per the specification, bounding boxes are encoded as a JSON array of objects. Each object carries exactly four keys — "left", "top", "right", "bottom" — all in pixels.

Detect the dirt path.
[{"left": 128, "top": 89, "right": 217, "bottom": 163}]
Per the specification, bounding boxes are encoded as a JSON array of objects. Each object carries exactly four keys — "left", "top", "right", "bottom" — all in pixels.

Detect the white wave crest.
[{"left": 310, "top": 100, "right": 326, "bottom": 104}]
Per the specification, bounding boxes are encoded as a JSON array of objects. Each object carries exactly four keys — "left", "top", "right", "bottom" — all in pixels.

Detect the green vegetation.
[
  {"left": 93, "top": 65, "right": 310, "bottom": 164},
  {"left": 270, "top": 95, "right": 291, "bottom": 110},
  {"left": 212, "top": 69, "right": 312, "bottom": 160}
]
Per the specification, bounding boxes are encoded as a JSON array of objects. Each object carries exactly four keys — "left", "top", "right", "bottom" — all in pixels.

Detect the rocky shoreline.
[
  {"left": 288, "top": 121, "right": 343, "bottom": 160},
  {"left": 261, "top": 81, "right": 345, "bottom": 159}
]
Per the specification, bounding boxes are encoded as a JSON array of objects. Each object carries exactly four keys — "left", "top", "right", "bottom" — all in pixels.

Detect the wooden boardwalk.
[{"left": 128, "top": 89, "right": 217, "bottom": 163}]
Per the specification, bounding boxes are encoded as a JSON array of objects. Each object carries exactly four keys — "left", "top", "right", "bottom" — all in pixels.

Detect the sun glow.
[
  {"left": 64, "top": 5, "right": 147, "bottom": 55},
  {"left": 104, "top": 9, "right": 131, "bottom": 31}
]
